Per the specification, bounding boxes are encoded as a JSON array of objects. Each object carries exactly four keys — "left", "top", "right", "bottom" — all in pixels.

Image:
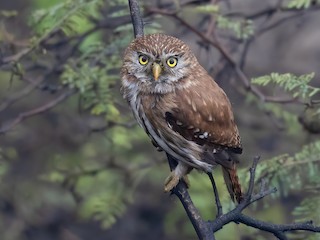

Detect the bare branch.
[
  {"left": 172, "top": 179, "right": 215, "bottom": 240},
  {"left": 166, "top": 154, "right": 215, "bottom": 240},
  {"left": 128, "top": 0, "right": 144, "bottom": 38},
  {"left": 0, "top": 89, "right": 75, "bottom": 134},
  {"left": 208, "top": 172, "right": 223, "bottom": 217},
  {"left": 209, "top": 157, "right": 320, "bottom": 239}
]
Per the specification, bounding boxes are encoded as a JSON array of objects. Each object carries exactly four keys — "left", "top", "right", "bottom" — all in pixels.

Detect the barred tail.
[{"left": 222, "top": 164, "right": 243, "bottom": 203}]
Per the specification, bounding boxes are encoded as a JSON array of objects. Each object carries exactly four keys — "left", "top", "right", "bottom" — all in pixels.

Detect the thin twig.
[
  {"left": 210, "top": 157, "right": 320, "bottom": 239},
  {"left": 0, "top": 89, "right": 76, "bottom": 134},
  {"left": 207, "top": 172, "right": 223, "bottom": 217}
]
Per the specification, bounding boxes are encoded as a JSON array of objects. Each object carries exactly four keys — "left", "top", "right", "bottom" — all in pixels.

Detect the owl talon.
[
  {"left": 164, "top": 172, "right": 179, "bottom": 192},
  {"left": 164, "top": 173, "right": 190, "bottom": 192}
]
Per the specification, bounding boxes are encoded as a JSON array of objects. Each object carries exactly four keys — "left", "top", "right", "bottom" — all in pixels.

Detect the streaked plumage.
[{"left": 121, "top": 34, "right": 243, "bottom": 203}]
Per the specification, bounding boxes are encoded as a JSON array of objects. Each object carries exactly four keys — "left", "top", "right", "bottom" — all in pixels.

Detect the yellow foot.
[{"left": 164, "top": 173, "right": 190, "bottom": 192}]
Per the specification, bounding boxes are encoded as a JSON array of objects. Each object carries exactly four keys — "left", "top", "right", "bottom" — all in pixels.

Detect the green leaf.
[
  {"left": 252, "top": 72, "right": 318, "bottom": 100},
  {"left": 287, "top": 0, "right": 314, "bottom": 9},
  {"left": 194, "top": 4, "right": 220, "bottom": 14},
  {"left": 0, "top": 10, "right": 18, "bottom": 18},
  {"left": 216, "top": 16, "right": 254, "bottom": 39}
]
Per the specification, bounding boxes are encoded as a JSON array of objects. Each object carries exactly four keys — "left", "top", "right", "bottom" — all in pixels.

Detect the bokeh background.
[{"left": 0, "top": 0, "right": 319, "bottom": 239}]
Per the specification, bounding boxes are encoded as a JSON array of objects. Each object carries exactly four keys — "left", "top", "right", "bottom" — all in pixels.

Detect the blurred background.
[{"left": 0, "top": 0, "right": 319, "bottom": 239}]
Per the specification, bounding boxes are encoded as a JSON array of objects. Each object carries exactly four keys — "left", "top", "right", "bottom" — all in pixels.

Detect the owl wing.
[{"left": 166, "top": 79, "right": 242, "bottom": 154}]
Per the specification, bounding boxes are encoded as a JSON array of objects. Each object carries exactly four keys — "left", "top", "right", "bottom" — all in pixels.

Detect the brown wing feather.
[{"left": 166, "top": 75, "right": 242, "bottom": 154}]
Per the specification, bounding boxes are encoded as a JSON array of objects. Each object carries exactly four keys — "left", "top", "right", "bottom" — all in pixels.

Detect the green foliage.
[
  {"left": 30, "top": 0, "right": 103, "bottom": 37},
  {"left": 293, "top": 196, "right": 320, "bottom": 223},
  {"left": 24, "top": 0, "right": 139, "bottom": 231},
  {"left": 0, "top": 148, "right": 8, "bottom": 181},
  {"left": 248, "top": 71, "right": 320, "bottom": 240},
  {"left": 0, "top": 10, "right": 18, "bottom": 18},
  {"left": 245, "top": 140, "right": 320, "bottom": 197},
  {"left": 192, "top": 5, "right": 254, "bottom": 39},
  {"left": 216, "top": 16, "right": 254, "bottom": 39},
  {"left": 77, "top": 170, "right": 129, "bottom": 228},
  {"left": 44, "top": 0, "right": 162, "bottom": 229},
  {"left": 261, "top": 102, "right": 301, "bottom": 135},
  {"left": 287, "top": 0, "right": 320, "bottom": 9},
  {"left": 291, "top": 196, "right": 320, "bottom": 239},
  {"left": 252, "top": 72, "right": 319, "bottom": 100},
  {"left": 41, "top": 125, "right": 150, "bottom": 229},
  {"left": 60, "top": 42, "right": 123, "bottom": 122},
  {"left": 194, "top": 4, "right": 220, "bottom": 14},
  {"left": 54, "top": 0, "right": 133, "bottom": 122}
]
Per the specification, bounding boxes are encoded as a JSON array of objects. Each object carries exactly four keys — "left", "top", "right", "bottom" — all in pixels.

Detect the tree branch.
[
  {"left": 207, "top": 172, "right": 223, "bottom": 217},
  {"left": 0, "top": 89, "right": 76, "bottom": 134},
  {"left": 128, "top": 0, "right": 144, "bottom": 38},
  {"left": 167, "top": 154, "right": 215, "bottom": 240}
]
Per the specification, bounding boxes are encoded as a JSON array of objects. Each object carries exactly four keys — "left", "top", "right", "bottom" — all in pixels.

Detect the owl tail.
[{"left": 222, "top": 164, "right": 243, "bottom": 204}]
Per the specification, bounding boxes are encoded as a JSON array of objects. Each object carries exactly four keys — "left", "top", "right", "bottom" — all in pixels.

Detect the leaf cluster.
[
  {"left": 287, "top": 0, "right": 320, "bottom": 9},
  {"left": 246, "top": 140, "right": 320, "bottom": 198},
  {"left": 252, "top": 72, "right": 319, "bottom": 100},
  {"left": 60, "top": 42, "right": 123, "bottom": 122},
  {"left": 7, "top": 0, "right": 140, "bottom": 231},
  {"left": 216, "top": 16, "right": 254, "bottom": 39},
  {"left": 23, "top": 0, "right": 165, "bottom": 230},
  {"left": 30, "top": 0, "right": 103, "bottom": 37},
  {"left": 191, "top": 3, "right": 254, "bottom": 39}
]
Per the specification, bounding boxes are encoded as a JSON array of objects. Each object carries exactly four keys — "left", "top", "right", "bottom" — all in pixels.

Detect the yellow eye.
[
  {"left": 166, "top": 57, "right": 178, "bottom": 68},
  {"left": 139, "top": 55, "right": 149, "bottom": 65}
]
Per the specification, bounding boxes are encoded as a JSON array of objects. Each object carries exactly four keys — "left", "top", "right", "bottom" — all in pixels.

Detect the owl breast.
[{"left": 124, "top": 83, "right": 213, "bottom": 172}]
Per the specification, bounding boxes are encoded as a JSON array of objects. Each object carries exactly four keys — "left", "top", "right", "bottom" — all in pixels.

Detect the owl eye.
[
  {"left": 166, "top": 57, "right": 178, "bottom": 68},
  {"left": 138, "top": 55, "right": 149, "bottom": 65}
]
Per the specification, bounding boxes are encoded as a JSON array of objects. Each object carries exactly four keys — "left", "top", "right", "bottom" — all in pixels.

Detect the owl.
[{"left": 121, "top": 34, "right": 243, "bottom": 203}]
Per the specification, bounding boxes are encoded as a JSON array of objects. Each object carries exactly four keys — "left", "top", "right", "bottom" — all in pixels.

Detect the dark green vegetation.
[{"left": 0, "top": 0, "right": 319, "bottom": 239}]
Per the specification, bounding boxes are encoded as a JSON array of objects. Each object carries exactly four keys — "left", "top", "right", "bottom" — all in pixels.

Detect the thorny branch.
[{"left": 128, "top": 0, "right": 320, "bottom": 239}]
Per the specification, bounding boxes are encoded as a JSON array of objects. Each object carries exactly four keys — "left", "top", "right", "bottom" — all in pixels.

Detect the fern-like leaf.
[
  {"left": 287, "top": 0, "right": 320, "bottom": 9},
  {"left": 252, "top": 73, "right": 319, "bottom": 100},
  {"left": 245, "top": 140, "right": 320, "bottom": 198},
  {"left": 216, "top": 16, "right": 254, "bottom": 39}
]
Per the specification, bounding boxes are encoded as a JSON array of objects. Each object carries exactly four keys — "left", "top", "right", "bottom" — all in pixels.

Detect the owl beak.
[{"left": 152, "top": 63, "right": 162, "bottom": 81}]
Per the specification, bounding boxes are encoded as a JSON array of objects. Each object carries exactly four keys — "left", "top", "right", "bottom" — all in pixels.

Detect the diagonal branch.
[
  {"left": 0, "top": 89, "right": 76, "bottom": 134},
  {"left": 169, "top": 154, "right": 215, "bottom": 240}
]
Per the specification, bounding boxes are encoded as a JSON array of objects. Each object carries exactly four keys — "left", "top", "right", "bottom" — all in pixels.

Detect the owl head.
[{"left": 121, "top": 34, "right": 200, "bottom": 94}]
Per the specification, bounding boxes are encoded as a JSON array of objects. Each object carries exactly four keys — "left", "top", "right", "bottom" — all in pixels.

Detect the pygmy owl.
[{"left": 121, "top": 34, "right": 243, "bottom": 203}]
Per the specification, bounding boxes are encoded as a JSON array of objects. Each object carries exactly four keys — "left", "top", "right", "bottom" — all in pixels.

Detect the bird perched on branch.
[{"left": 121, "top": 34, "right": 243, "bottom": 203}]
